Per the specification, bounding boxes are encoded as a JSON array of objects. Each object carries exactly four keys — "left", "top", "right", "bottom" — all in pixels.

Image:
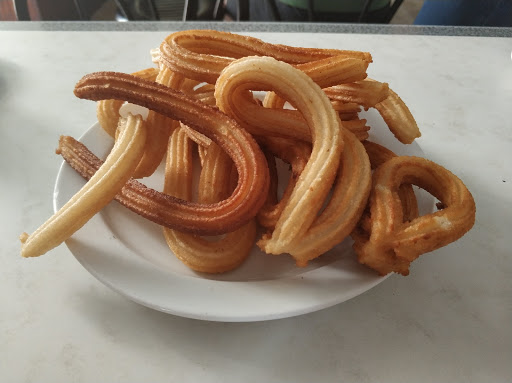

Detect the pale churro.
[{"left": 20, "top": 114, "right": 147, "bottom": 258}]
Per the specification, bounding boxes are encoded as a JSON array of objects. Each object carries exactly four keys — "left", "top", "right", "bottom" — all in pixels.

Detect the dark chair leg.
[
  {"left": 13, "top": 0, "right": 31, "bottom": 20},
  {"left": 146, "top": 0, "right": 159, "bottom": 20},
  {"left": 114, "top": 0, "right": 133, "bottom": 19},
  {"left": 384, "top": 0, "right": 403, "bottom": 23},
  {"left": 267, "top": 0, "right": 281, "bottom": 21},
  {"left": 236, "top": 0, "right": 249, "bottom": 20},
  {"left": 358, "top": 0, "right": 374, "bottom": 22},
  {"left": 307, "top": 0, "right": 315, "bottom": 21},
  {"left": 183, "top": 0, "right": 198, "bottom": 20},
  {"left": 213, "top": 0, "right": 224, "bottom": 20}
]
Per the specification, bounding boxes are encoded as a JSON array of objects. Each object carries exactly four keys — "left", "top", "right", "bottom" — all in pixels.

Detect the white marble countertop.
[{"left": 1, "top": 23, "right": 511, "bottom": 382}]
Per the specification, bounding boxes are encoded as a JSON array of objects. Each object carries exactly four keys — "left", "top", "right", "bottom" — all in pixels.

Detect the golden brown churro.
[
  {"left": 353, "top": 156, "right": 475, "bottom": 275},
  {"left": 73, "top": 71, "right": 269, "bottom": 235},
  {"left": 283, "top": 129, "right": 371, "bottom": 264},
  {"left": 214, "top": 57, "right": 344, "bottom": 262},
  {"left": 21, "top": 30, "right": 475, "bottom": 279},
  {"left": 160, "top": 29, "right": 372, "bottom": 84}
]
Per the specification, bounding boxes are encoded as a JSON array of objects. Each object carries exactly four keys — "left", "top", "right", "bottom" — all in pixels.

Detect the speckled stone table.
[{"left": 1, "top": 22, "right": 511, "bottom": 382}]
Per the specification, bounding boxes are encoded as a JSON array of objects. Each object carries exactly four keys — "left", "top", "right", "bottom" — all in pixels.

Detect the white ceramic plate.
[{"left": 54, "top": 110, "right": 433, "bottom": 322}]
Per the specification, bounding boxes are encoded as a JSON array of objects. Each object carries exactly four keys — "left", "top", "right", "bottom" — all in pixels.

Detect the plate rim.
[{"left": 54, "top": 121, "right": 427, "bottom": 322}]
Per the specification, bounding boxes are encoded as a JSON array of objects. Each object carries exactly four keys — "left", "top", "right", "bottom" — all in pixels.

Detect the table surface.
[{"left": 1, "top": 22, "right": 511, "bottom": 382}]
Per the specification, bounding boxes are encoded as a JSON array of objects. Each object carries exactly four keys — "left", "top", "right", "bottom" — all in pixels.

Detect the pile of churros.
[{"left": 20, "top": 30, "right": 476, "bottom": 276}]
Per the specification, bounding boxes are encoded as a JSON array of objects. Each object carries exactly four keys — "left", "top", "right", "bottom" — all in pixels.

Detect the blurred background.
[{"left": 1, "top": 0, "right": 511, "bottom": 26}]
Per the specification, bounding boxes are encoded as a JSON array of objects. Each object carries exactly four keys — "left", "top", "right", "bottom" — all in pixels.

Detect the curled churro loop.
[
  {"left": 73, "top": 71, "right": 269, "bottom": 235},
  {"left": 20, "top": 114, "right": 147, "bottom": 258},
  {"left": 160, "top": 29, "right": 371, "bottom": 85},
  {"left": 281, "top": 129, "right": 372, "bottom": 265},
  {"left": 353, "top": 156, "right": 476, "bottom": 276},
  {"left": 163, "top": 128, "right": 256, "bottom": 273},
  {"left": 215, "top": 56, "right": 343, "bottom": 257}
]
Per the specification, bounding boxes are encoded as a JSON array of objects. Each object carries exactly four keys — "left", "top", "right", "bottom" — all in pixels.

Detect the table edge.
[{"left": 0, "top": 21, "right": 511, "bottom": 37}]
